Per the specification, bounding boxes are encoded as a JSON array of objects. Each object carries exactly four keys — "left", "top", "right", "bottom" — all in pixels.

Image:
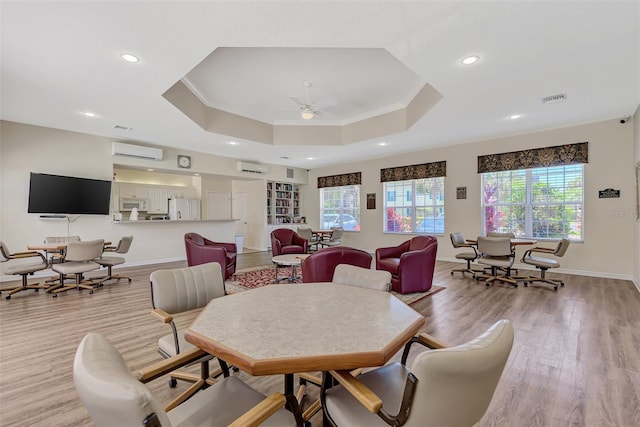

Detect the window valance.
[
  {"left": 477, "top": 142, "right": 588, "bottom": 173},
  {"left": 317, "top": 172, "right": 361, "bottom": 188},
  {"left": 380, "top": 161, "right": 446, "bottom": 183}
]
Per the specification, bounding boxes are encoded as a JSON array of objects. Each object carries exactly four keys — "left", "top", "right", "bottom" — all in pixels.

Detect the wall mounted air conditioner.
[
  {"left": 237, "top": 161, "right": 267, "bottom": 174},
  {"left": 112, "top": 142, "right": 163, "bottom": 160}
]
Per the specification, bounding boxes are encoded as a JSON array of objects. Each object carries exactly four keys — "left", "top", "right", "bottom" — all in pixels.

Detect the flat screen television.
[{"left": 28, "top": 173, "right": 112, "bottom": 215}]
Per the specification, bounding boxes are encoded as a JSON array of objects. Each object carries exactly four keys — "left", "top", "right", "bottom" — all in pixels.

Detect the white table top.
[
  {"left": 271, "top": 254, "right": 310, "bottom": 266},
  {"left": 185, "top": 283, "right": 425, "bottom": 376}
]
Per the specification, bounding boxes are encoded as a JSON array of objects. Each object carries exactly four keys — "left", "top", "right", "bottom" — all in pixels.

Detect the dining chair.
[
  {"left": 73, "top": 332, "right": 297, "bottom": 427},
  {"left": 475, "top": 236, "right": 518, "bottom": 287},
  {"left": 296, "top": 226, "right": 320, "bottom": 252},
  {"left": 449, "top": 232, "right": 483, "bottom": 278},
  {"left": 43, "top": 235, "right": 81, "bottom": 266},
  {"left": 521, "top": 239, "right": 570, "bottom": 290},
  {"left": 50, "top": 239, "right": 105, "bottom": 297},
  {"left": 321, "top": 320, "right": 514, "bottom": 427},
  {"left": 487, "top": 232, "right": 518, "bottom": 275},
  {"left": 149, "top": 262, "right": 231, "bottom": 410},
  {"left": 318, "top": 227, "right": 343, "bottom": 248},
  {"left": 95, "top": 235, "right": 133, "bottom": 285},
  {"left": 0, "top": 242, "right": 49, "bottom": 300}
]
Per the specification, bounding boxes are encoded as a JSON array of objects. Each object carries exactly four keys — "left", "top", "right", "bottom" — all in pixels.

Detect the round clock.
[{"left": 177, "top": 155, "right": 191, "bottom": 169}]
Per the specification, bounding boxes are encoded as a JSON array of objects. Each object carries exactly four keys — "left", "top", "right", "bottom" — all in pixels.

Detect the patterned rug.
[{"left": 225, "top": 265, "right": 445, "bottom": 305}]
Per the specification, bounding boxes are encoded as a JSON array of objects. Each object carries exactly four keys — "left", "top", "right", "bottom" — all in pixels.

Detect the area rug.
[{"left": 225, "top": 265, "right": 445, "bottom": 305}]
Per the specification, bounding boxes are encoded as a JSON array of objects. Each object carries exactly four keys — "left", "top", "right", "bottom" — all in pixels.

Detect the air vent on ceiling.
[{"left": 541, "top": 93, "right": 567, "bottom": 104}]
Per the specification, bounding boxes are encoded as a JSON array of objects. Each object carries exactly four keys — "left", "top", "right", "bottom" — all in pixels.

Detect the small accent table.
[{"left": 272, "top": 254, "right": 310, "bottom": 283}]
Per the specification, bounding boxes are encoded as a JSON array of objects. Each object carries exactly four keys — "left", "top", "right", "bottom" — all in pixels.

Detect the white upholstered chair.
[
  {"left": 321, "top": 320, "right": 514, "bottom": 427},
  {"left": 95, "top": 235, "right": 133, "bottom": 285},
  {"left": 475, "top": 236, "right": 518, "bottom": 287},
  {"left": 521, "top": 238, "right": 570, "bottom": 290},
  {"left": 50, "top": 239, "right": 105, "bottom": 296},
  {"left": 449, "top": 232, "right": 482, "bottom": 278},
  {"left": 0, "top": 242, "right": 49, "bottom": 300},
  {"left": 319, "top": 227, "right": 343, "bottom": 248},
  {"left": 149, "top": 262, "right": 230, "bottom": 409},
  {"left": 332, "top": 264, "right": 391, "bottom": 292},
  {"left": 73, "top": 332, "right": 296, "bottom": 427}
]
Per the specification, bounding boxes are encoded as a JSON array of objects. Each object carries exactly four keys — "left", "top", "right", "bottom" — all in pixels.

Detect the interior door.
[{"left": 232, "top": 192, "right": 248, "bottom": 237}]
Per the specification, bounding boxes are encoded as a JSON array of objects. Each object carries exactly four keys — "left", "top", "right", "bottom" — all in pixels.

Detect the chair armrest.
[
  {"left": 530, "top": 246, "right": 555, "bottom": 253},
  {"left": 150, "top": 308, "right": 173, "bottom": 324},
  {"left": 12, "top": 251, "right": 47, "bottom": 262},
  {"left": 329, "top": 370, "right": 382, "bottom": 413},
  {"left": 136, "top": 347, "right": 207, "bottom": 383},
  {"left": 416, "top": 332, "right": 450, "bottom": 349},
  {"left": 228, "top": 392, "right": 287, "bottom": 427}
]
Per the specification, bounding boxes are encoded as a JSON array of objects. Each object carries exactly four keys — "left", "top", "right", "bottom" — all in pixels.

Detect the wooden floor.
[{"left": 1, "top": 252, "right": 639, "bottom": 426}]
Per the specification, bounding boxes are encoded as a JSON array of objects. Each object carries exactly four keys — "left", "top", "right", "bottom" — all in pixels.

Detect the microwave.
[{"left": 119, "top": 198, "right": 149, "bottom": 211}]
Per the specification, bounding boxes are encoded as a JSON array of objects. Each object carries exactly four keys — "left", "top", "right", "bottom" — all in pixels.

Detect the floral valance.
[
  {"left": 317, "top": 172, "right": 361, "bottom": 188},
  {"left": 380, "top": 161, "right": 446, "bottom": 183},
  {"left": 477, "top": 142, "right": 588, "bottom": 173}
]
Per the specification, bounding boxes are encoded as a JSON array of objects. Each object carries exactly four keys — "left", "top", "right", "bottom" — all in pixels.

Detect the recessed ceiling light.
[
  {"left": 306, "top": 157, "right": 314, "bottom": 160},
  {"left": 227, "top": 141, "right": 238, "bottom": 145},
  {"left": 146, "top": 169, "right": 154, "bottom": 172},
  {"left": 194, "top": 173, "right": 200, "bottom": 176},
  {"left": 81, "top": 111, "right": 96, "bottom": 117},
  {"left": 378, "top": 142, "right": 388, "bottom": 146},
  {"left": 508, "top": 114, "right": 521, "bottom": 120},
  {"left": 120, "top": 53, "right": 139, "bottom": 63},
  {"left": 461, "top": 55, "right": 480, "bottom": 65}
]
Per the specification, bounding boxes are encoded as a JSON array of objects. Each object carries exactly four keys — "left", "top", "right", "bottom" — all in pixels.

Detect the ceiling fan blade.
[
  {"left": 313, "top": 99, "right": 338, "bottom": 109},
  {"left": 288, "top": 97, "right": 306, "bottom": 107}
]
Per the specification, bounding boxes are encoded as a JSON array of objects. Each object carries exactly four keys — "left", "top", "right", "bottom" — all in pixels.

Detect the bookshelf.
[{"left": 267, "top": 181, "right": 300, "bottom": 225}]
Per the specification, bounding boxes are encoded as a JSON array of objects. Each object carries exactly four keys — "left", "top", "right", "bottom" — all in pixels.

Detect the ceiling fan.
[{"left": 286, "top": 82, "right": 337, "bottom": 120}]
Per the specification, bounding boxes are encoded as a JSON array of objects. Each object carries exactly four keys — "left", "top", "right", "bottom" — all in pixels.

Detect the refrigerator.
[{"left": 168, "top": 198, "right": 201, "bottom": 221}]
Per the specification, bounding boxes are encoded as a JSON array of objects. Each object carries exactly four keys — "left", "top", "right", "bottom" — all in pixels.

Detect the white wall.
[
  {"left": 0, "top": 120, "right": 308, "bottom": 279},
  {"left": 302, "top": 118, "right": 637, "bottom": 279},
  {"left": 633, "top": 105, "right": 640, "bottom": 289}
]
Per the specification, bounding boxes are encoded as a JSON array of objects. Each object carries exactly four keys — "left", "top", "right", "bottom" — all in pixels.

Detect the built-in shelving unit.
[{"left": 267, "top": 181, "right": 300, "bottom": 225}]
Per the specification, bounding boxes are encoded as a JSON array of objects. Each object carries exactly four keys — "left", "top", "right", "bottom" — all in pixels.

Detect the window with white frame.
[
  {"left": 383, "top": 177, "right": 445, "bottom": 233},
  {"left": 320, "top": 185, "right": 360, "bottom": 231},
  {"left": 481, "top": 164, "right": 583, "bottom": 240}
]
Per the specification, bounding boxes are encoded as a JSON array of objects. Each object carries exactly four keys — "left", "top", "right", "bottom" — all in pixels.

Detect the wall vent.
[
  {"left": 286, "top": 168, "right": 294, "bottom": 179},
  {"left": 237, "top": 161, "right": 267, "bottom": 174},
  {"left": 541, "top": 93, "right": 567, "bottom": 104},
  {"left": 112, "top": 142, "right": 163, "bottom": 160}
]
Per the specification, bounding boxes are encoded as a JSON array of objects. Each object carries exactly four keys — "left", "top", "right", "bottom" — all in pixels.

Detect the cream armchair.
[{"left": 321, "top": 320, "right": 514, "bottom": 427}]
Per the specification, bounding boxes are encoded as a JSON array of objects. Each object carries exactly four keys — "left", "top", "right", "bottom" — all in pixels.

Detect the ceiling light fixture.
[
  {"left": 378, "top": 142, "right": 388, "bottom": 146},
  {"left": 82, "top": 111, "right": 96, "bottom": 117},
  {"left": 120, "top": 53, "right": 139, "bottom": 63},
  {"left": 227, "top": 141, "right": 238, "bottom": 145},
  {"left": 306, "top": 157, "right": 314, "bottom": 160},
  {"left": 508, "top": 114, "right": 521, "bottom": 120},
  {"left": 300, "top": 109, "right": 315, "bottom": 120},
  {"left": 461, "top": 55, "right": 480, "bottom": 65}
]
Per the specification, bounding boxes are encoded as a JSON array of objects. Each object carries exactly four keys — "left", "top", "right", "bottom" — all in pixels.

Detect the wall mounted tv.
[{"left": 28, "top": 173, "right": 112, "bottom": 215}]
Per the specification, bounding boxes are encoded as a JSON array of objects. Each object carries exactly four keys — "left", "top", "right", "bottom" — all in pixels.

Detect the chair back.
[
  {"left": 150, "top": 262, "right": 226, "bottom": 315},
  {"left": 184, "top": 232, "right": 205, "bottom": 246},
  {"left": 64, "top": 240, "right": 105, "bottom": 262},
  {"left": 45, "top": 235, "right": 81, "bottom": 244},
  {"left": 114, "top": 236, "right": 133, "bottom": 254},
  {"left": 296, "top": 226, "right": 313, "bottom": 241},
  {"left": 74, "top": 332, "right": 171, "bottom": 427},
  {"left": 329, "top": 227, "right": 343, "bottom": 241},
  {"left": 408, "top": 235, "right": 437, "bottom": 251},
  {"left": 477, "top": 236, "right": 512, "bottom": 257},
  {"left": 332, "top": 264, "right": 391, "bottom": 291},
  {"left": 272, "top": 228, "right": 295, "bottom": 245},
  {"left": 554, "top": 238, "right": 570, "bottom": 257},
  {"left": 487, "top": 232, "right": 515, "bottom": 238},
  {"left": 301, "top": 246, "right": 372, "bottom": 283},
  {"left": 449, "top": 232, "right": 467, "bottom": 248},
  {"left": 407, "top": 320, "right": 514, "bottom": 427},
  {"left": 0, "top": 242, "right": 10, "bottom": 262}
]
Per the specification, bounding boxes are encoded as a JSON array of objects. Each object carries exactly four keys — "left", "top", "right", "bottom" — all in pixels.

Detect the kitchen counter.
[{"left": 114, "top": 219, "right": 239, "bottom": 224}]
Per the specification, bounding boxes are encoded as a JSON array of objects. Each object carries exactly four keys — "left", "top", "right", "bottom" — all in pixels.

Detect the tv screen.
[{"left": 28, "top": 173, "right": 112, "bottom": 215}]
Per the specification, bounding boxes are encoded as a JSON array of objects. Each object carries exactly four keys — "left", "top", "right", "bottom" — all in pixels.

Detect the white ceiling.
[{"left": 1, "top": 1, "right": 639, "bottom": 169}]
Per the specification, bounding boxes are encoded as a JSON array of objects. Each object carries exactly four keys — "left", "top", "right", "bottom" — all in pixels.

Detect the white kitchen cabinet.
[
  {"left": 118, "top": 183, "right": 148, "bottom": 199},
  {"left": 148, "top": 187, "right": 169, "bottom": 214}
]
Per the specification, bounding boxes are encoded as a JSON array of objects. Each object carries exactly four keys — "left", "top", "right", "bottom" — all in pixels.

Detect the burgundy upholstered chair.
[
  {"left": 270, "top": 228, "right": 308, "bottom": 257},
  {"left": 301, "top": 246, "right": 372, "bottom": 283},
  {"left": 375, "top": 235, "right": 438, "bottom": 294},
  {"left": 184, "top": 232, "right": 237, "bottom": 280}
]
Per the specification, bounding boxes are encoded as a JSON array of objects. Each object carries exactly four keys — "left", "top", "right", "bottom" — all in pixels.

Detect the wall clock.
[{"left": 177, "top": 155, "right": 191, "bottom": 169}]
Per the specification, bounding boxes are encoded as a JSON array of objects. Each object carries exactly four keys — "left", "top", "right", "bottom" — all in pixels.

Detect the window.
[
  {"left": 383, "top": 177, "right": 445, "bottom": 233},
  {"left": 320, "top": 185, "right": 360, "bottom": 231},
  {"left": 481, "top": 164, "right": 583, "bottom": 240}
]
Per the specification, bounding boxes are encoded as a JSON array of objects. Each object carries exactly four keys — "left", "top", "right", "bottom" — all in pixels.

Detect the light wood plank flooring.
[{"left": 1, "top": 252, "right": 639, "bottom": 426}]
